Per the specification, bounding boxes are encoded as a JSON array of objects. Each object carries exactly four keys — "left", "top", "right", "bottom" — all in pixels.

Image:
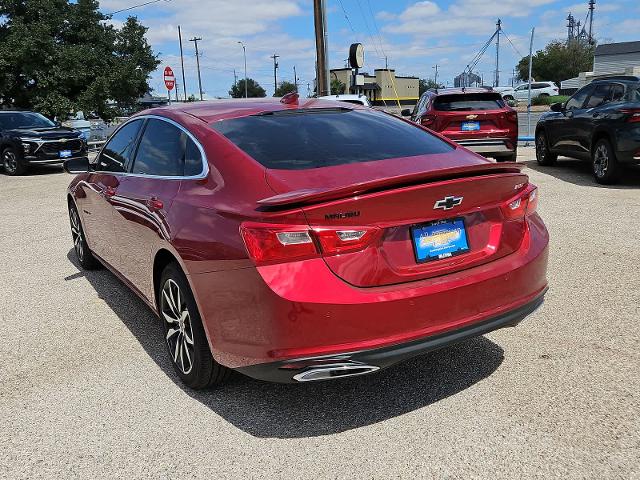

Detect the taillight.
[
  {"left": 501, "top": 184, "right": 538, "bottom": 220},
  {"left": 314, "top": 226, "right": 380, "bottom": 255},
  {"left": 240, "top": 223, "right": 380, "bottom": 265},
  {"left": 620, "top": 108, "right": 640, "bottom": 123},
  {"left": 505, "top": 110, "right": 518, "bottom": 124},
  {"left": 420, "top": 114, "right": 436, "bottom": 127}
]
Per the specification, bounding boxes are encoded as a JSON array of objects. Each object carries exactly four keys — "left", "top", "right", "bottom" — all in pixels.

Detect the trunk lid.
[{"left": 263, "top": 152, "right": 529, "bottom": 287}]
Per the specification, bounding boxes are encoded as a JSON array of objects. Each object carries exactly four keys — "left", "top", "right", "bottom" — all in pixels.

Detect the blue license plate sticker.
[
  {"left": 411, "top": 218, "right": 470, "bottom": 263},
  {"left": 59, "top": 150, "right": 72, "bottom": 158},
  {"left": 461, "top": 121, "right": 480, "bottom": 131}
]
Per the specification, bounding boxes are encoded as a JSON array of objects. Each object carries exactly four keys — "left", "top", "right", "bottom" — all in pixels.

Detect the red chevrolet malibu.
[{"left": 65, "top": 96, "right": 548, "bottom": 388}]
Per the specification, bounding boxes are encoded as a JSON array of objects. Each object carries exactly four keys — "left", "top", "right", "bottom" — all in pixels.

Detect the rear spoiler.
[{"left": 258, "top": 162, "right": 525, "bottom": 208}]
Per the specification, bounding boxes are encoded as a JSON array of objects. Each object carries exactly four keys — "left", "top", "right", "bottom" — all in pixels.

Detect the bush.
[{"left": 532, "top": 95, "right": 569, "bottom": 106}]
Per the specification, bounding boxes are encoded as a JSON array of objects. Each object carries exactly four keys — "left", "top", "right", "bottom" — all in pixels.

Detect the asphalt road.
[{"left": 1, "top": 149, "right": 639, "bottom": 479}]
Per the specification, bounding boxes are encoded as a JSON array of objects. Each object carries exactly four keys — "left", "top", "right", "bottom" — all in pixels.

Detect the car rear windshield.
[
  {"left": 433, "top": 93, "right": 504, "bottom": 111},
  {"left": 211, "top": 108, "right": 453, "bottom": 170}
]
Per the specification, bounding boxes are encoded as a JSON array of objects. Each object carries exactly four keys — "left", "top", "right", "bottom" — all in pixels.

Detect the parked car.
[
  {"left": 514, "top": 81, "right": 559, "bottom": 102},
  {"left": 535, "top": 75, "right": 640, "bottom": 184},
  {"left": 0, "top": 110, "right": 87, "bottom": 176},
  {"left": 317, "top": 94, "right": 371, "bottom": 107},
  {"left": 493, "top": 86, "right": 516, "bottom": 102},
  {"left": 403, "top": 88, "right": 518, "bottom": 162},
  {"left": 65, "top": 97, "right": 548, "bottom": 388}
]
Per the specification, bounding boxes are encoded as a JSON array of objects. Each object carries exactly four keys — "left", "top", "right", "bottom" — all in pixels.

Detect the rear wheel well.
[{"left": 153, "top": 249, "right": 180, "bottom": 308}]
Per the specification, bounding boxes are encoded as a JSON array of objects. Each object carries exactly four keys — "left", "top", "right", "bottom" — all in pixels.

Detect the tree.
[
  {"left": 0, "top": 0, "right": 159, "bottom": 119},
  {"left": 330, "top": 78, "right": 346, "bottom": 95},
  {"left": 515, "top": 40, "right": 595, "bottom": 85},
  {"left": 229, "top": 78, "right": 266, "bottom": 98},
  {"left": 273, "top": 81, "right": 297, "bottom": 97},
  {"left": 419, "top": 78, "right": 440, "bottom": 95}
]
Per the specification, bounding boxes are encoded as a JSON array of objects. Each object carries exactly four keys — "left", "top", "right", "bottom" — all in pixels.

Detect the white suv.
[
  {"left": 514, "top": 81, "right": 559, "bottom": 101},
  {"left": 317, "top": 94, "right": 371, "bottom": 107}
]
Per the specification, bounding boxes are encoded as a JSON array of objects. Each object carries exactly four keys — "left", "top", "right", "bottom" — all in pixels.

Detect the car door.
[
  {"left": 546, "top": 84, "right": 593, "bottom": 154},
  {"left": 81, "top": 119, "right": 144, "bottom": 263},
  {"left": 111, "top": 117, "right": 203, "bottom": 298},
  {"left": 514, "top": 84, "right": 529, "bottom": 102},
  {"left": 579, "top": 83, "right": 612, "bottom": 153}
]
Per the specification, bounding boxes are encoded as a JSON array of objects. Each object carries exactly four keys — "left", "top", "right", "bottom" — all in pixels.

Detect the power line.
[
  {"left": 336, "top": 0, "right": 356, "bottom": 33},
  {"left": 502, "top": 30, "right": 523, "bottom": 58},
  {"left": 106, "top": 0, "right": 171, "bottom": 15}
]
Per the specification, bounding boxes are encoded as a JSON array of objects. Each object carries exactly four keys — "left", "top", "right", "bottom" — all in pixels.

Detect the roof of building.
[{"left": 595, "top": 41, "right": 640, "bottom": 56}]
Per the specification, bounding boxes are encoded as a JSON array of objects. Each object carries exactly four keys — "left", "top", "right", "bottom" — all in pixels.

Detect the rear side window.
[
  {"left": 98, "top": 119, "right": 143, "bottom": 172},
  {"left": 629, "top": 86, "right": 640, "bottom": 102},
  {"left": 132, "top": 119, "right": 193, "bottom": 176},
  {"left": 211, "top": 109, "right": 453, "bottom": 170},
  {"left": 433, "top": 93, "right": 504, "bottom": 111}
]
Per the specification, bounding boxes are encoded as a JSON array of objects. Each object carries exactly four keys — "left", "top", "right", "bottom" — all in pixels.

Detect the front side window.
[
  {"left": 585, "top": 84, "right": 610, "bottom": 108},
  {"left": 565, "top": 85, "right": 593, "bottom": 110},
  {"left": 97, "top": 119, "right": 143, "bottom": 172},
  {"left": 610, "top": 84, "right": 625, "bottom": 102},
  {"left": 211, "top": 108, "right": 453, "bottom": 170}
]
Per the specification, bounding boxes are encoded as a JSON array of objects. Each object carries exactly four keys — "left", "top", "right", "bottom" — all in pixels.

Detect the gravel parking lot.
[{"left": 1, "top": 148, "right": 639, "bottom": 479}]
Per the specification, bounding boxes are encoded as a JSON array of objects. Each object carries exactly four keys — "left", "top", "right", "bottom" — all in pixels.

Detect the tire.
[
  {"left": 503, "top": 95, "right": 514, "bottom": 101},
  {"left": 592, "top": 138, "right": 619, "bottom": 185},
  {"left": 535, "top": 130, "right": 557, "bottom": 166},
  {"left": 69, "top": 202, "right": 100, "bottom": 270},
  {"left": 2, "top": 146, "right": 27, "bottom": 176},
  {"left": 539, "top": 93, "right": 550, "bottom": 98},
  {"left": 496, "top": 150, "right": 517, "bottom": 162},
  {"left": 159, "top": 263, "right": 231, "bottom": 389}
]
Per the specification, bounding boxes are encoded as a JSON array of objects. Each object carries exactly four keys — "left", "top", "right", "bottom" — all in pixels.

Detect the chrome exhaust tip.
[{"left": 292, "top": 363, "right": 380, "bottom": 382}]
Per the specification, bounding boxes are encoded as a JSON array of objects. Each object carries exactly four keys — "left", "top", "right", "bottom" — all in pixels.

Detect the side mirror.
[
  {"left": 401, "top": 109, "right": 411, "bottom": 117},
  {"left": 63, "top": 157, "right": 91, "bottom": 174},
  {"left": 550, "top": 102, "right": 563, "bottom": 112}
]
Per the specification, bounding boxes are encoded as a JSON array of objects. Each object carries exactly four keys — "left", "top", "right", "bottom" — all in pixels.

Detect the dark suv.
[
  {"left": 535, "top": 76, "right": 640, "bottom": 184},
  {"left": 0, "top": 110, "right": 87, "bottom": 175}
]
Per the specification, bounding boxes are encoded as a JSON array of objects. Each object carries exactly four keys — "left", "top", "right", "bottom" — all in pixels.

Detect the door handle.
[{"left": 145, "top": 196, "right": 164, "bottom": 212}]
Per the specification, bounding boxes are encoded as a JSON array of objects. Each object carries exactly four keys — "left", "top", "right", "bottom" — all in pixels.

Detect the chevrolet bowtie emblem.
[
  {"left": 433, "top": 196, "right": 463, "bottom": 210},
  {"left": 466, "top": 114, "right": 478, "bottom": 119}
]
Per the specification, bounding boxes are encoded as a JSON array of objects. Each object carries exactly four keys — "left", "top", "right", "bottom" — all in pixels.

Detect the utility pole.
[
  {"left": 233, "top": 69, "right": 238, "bottom": 89},
  {"left": 495, "top": 19, "right": 501, "bottom": 87},
  {"left": 588, "top": 0, "right": 595, "bottom": 44},
  {"left": 238, "top": 41, "right": 248, "bottom": 98},
  {"left": 313, "top": 0, "right": 330, "bottom": 96},
  {"left": 189, "top": 37, "right": 203, "bottom": 100},
  {"left": 385, "top": 56, "right": 388, "bottom": 70},
  {"left": 270, "top": 53, "right": 280, "bottom": 93},
  {"left": 432, "top": 64, "right": 439, "bottom": 87},
  {"left": 307, "top": 82, "right": 311, "bottom": 97},
  {"left": 527, "top": 27, "right": 535, "bottom": 141},
  {"left": 178, "top": 25, "right": 187, "bottom": 101},
  {"left": 293, "top": 66, "right": 298, "bottom": 91}
]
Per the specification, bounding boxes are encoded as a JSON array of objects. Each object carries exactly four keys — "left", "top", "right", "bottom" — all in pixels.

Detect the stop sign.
[{"left": 164, "top": 66, "right": 175, "bottom": 91}]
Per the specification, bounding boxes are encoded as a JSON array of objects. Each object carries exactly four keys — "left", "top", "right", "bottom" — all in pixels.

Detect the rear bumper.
[
  {"left": 237, "top": 288, "right": 546, "bottom": 383},
  {"left": 453, "top": 138, "right": 516, "bottom": 156},
  {"left": 190, "top": 214, "right": 549, "bottom": 374}
]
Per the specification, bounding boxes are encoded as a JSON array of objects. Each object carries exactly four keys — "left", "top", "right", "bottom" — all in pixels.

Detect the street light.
[{"left": 238, "top": 41, "right": 248, "bottom": 98}]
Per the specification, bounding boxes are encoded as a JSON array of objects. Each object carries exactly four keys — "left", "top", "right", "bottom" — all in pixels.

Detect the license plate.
[
  {"left": 59, "top": 150, "right": 72, "bottom": 158},
  {"left": 411, "top": 218, "right": 470, "bottom": 263},
  {"left": 461, "top": 121, "right": 480, "bottom": 131}
]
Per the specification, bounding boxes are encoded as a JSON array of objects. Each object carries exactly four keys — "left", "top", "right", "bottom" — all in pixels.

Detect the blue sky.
[{"left": 101, "top": 0, "right": 640, "bottom": 98}]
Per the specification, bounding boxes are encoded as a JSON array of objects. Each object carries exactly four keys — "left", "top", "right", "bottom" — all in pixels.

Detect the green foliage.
[
  {"left": 273, "top": 81, "right": 297, "bottom": 97},
  {"left": 229, "top": 78, "right": 266, "bottom": 98},
  {"left": 0, "top": 0, "right": 159, "bottom": 120},
  {"left": 531, "top": 95, "right": 569, "bottom": 106},
  {"left": 330, "top": 78, "right": 346, "bottom": 95},
  {"left": 419, "top": 78, "right": 440, "bottom": 95},
  {"left": 516, "top": 40, "right": 594, "bottom": 86}
]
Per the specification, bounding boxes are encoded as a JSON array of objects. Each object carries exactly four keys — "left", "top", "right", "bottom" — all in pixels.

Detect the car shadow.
[
  {"left": 66, "top": 249, "right": 505, "bottom": 438},
  {"left": 524, "top": 158, "right": 640, "bottom": 189}
]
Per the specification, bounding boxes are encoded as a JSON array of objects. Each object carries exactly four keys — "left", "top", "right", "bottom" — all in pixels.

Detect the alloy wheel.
[
  {"left": 161, "top": 279, "right": 195, "bottom": 375},
  {"left": 594, "top": 144, "right": 609, "bottom": 178},
  {"left": 535, "top": 134, "right": 546, "bottom": 162},
  {"left": 69, "top": 208, "right": 84, "bottom": 262},
  {"left": 3, "top": 150, "right": 17, "bottom": 174}
]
